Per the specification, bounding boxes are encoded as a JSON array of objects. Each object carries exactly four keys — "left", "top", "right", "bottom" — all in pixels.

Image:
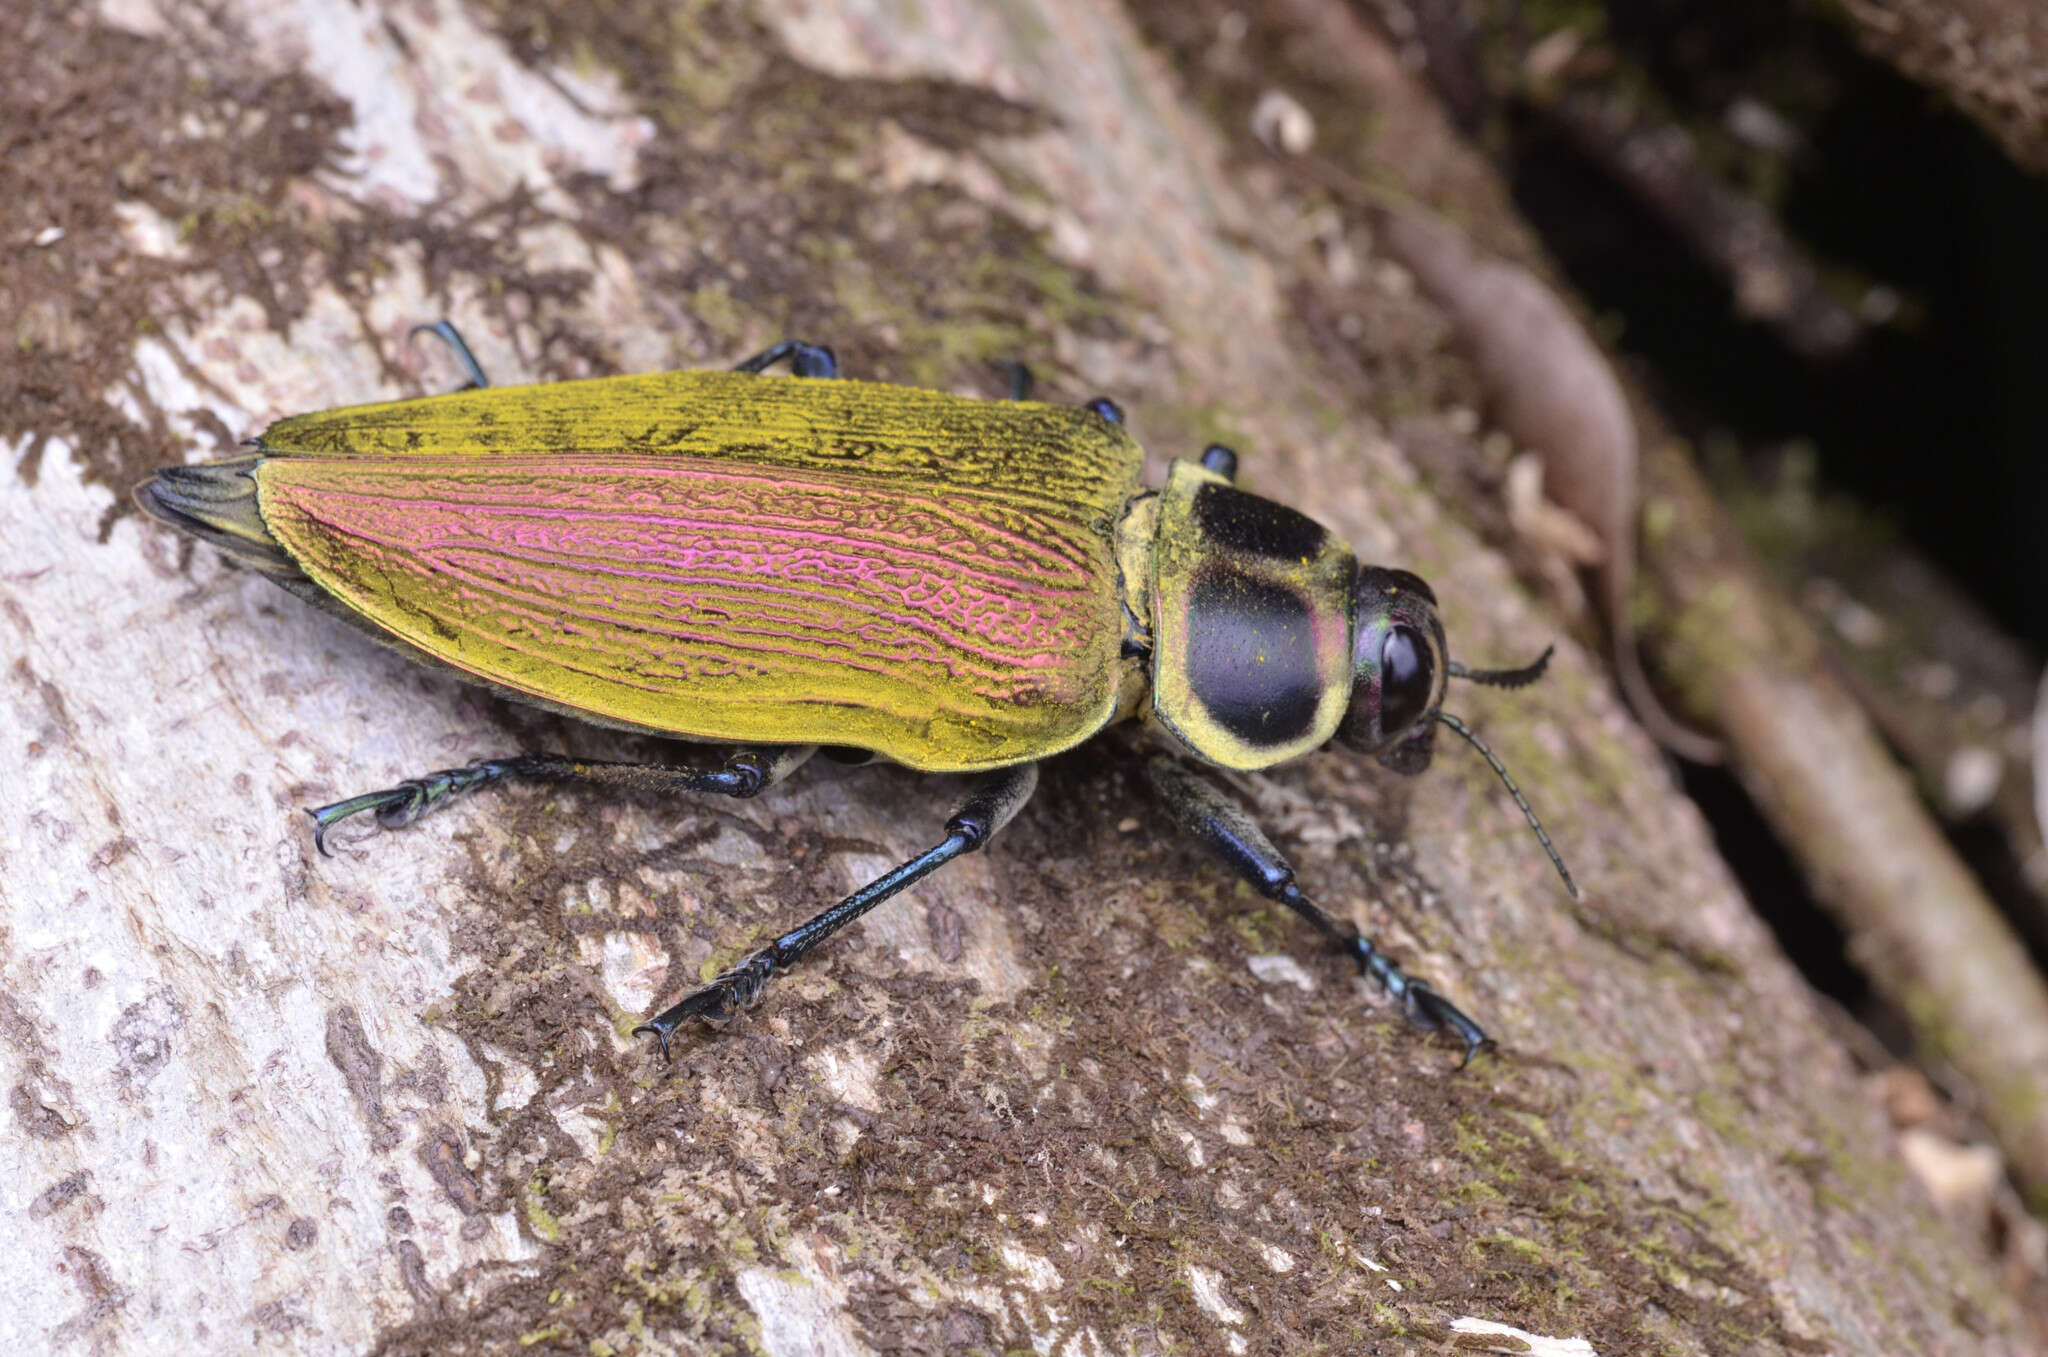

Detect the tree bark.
[
  {"left": 1832, "top": 0, "right": 2048, "bottom": 178},
  {"left": 1, "top": 0, "right": 2033, "bottom": 1353}
]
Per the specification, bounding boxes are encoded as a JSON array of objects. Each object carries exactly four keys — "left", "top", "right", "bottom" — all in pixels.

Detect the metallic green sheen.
[{"left": 251, "top": 372, "right": 1146, "bottom": 770}]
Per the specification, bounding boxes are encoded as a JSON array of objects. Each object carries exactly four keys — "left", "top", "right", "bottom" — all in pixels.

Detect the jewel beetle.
[{"left": 137, "top": 325, "right": 1575, "bottom": 1063}]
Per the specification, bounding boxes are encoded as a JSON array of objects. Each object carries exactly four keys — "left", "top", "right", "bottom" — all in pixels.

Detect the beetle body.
[
  {"left": 142, "top": 369, "right": 1426, "bottom": 777},
  {"left": 162, "top": 372, "right": 1142, "bottom": 770},
  {"left": 139, "top": 336, "right": 1568, "bottom": 1061}
]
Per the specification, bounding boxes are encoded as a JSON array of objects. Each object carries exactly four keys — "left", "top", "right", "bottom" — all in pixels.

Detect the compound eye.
[{"left": 1380, "top": 624, "right": 1434, "bottom": 735}]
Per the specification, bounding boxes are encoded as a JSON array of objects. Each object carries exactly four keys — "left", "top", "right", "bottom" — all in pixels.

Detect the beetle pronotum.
[{"left": 138, "top": 326, "right": 1573, "bottom": 1063}]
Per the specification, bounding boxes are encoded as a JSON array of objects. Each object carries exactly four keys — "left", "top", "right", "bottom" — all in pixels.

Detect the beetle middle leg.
[
  {"left": 306, "top": 745, "right": 818, "bottom": 855},
  {"left": 1144, "top": 755, "right": 1493, "bottom": 1064},
  {"left": 733, "top": 339, "right": 839, "bottom": 378},
  {"left": 1198, "top": 443, "right": 1239, "bottom": 483},
  {"left": 410, "top": 319, "right": 493, "bottom": 390},
  {"left": 634, "top": 762, "right": 1038, "bottom": 1057},
  {"left": 1003, "top": 361, "right": 1034, "bottom": 401}
]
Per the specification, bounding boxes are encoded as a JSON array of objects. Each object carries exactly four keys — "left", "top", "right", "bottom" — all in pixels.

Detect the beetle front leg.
[
  {"left": 1144, "top": 755, "right": 1493, "bottom": 1065},
  {"left": 635, "top": 762, "right": 1038, "bottom": 1057},
  {"left": 307, "top": 745, "right": 818, "bottom": 855}
]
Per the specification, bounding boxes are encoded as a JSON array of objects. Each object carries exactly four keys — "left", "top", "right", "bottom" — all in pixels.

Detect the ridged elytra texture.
[{"left": 252, "top": 371, "right": 1145, "bottom": 770}]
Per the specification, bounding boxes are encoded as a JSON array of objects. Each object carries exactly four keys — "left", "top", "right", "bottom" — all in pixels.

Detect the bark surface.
[
  {"left": 1833, "top": 0, "right": 2048, "bottom": 177},
  {"left": 1, "top": 0, "right": 2031, "bottom": 1353}
]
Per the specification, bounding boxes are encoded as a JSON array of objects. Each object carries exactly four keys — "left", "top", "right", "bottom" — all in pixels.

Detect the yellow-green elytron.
[{"left": 138, "top": 329, "right": 1574, "bottom": 1063}]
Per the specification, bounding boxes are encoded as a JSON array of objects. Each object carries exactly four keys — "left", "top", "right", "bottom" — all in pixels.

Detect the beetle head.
[
  {"left": 1337, "top": 566, "right": 1448, "bottom": 773},
  {"left": 1338, "top": 564, "right": 1580, "bottom": 899}
]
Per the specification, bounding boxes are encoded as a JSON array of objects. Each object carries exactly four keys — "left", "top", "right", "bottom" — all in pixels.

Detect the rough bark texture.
[
  {"left": 1643, "top": 443, "right": 2048, "bottom": 1208},
  {"left": 1725, "top": 464, "right": 2048, "bottom": 959},
  {"left": 1833, "top": 0, "right": 2048, "bottom": 178},
  {"left": 1, "top": 1, "right": 2033, "bottom": 1354}
]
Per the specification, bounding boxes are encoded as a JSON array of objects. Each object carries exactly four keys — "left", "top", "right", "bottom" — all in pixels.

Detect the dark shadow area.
[
  {"left": 1510, "top": 4, "right": 2048, "bottom": 654},
  {"left": 1678, "top": 761, "right": 1872, "bottom": 1017}
]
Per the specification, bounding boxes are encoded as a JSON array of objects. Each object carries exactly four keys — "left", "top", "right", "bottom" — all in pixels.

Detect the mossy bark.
[{"left": 0, "top": 0, "right": 2033, "bottom": 1353}]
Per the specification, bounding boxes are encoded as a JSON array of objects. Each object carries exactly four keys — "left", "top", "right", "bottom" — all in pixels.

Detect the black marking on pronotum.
[
  {"left": 1184, "top": 567, "right": 1321, "bottom": 745},
  {"left": 1192, "top": 480, "right": 1328, "bottom": 561}
]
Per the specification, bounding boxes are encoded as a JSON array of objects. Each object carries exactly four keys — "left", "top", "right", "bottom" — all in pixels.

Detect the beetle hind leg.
[
  {"left": 1144, "top": 755, "right": 1493, "bottom": 1065},
  {"left": 635, "top": 762, "right": 1038, "bottom": 1058},
  {"left": 307, "top": 745, "right": 817, "bottom": 856}
]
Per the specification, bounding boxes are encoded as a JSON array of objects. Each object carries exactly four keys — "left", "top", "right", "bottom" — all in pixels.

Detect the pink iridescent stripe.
[{"left": 263, "top": 454, "right": 1120, "bottom": 715}]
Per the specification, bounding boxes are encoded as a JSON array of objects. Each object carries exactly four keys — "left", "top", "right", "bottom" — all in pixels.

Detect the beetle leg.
[
  {"left": 306, "top": 745, "right": 818, "bottom": 856},
  {"left": 1144, "top": 755, "right": 1494, "bottom": 1066},
  {"left": 1198, "top": 443, "right": 1240, "bottom": 483},
  {"left": 1004, "top": 361, "right": 1034, "bottom": 401},
  {"left": 634, "top": 762, "right": 1038, "bottom": 1057},
  {"left": 409, "top": 319, "right": 492, "bottom": 390},
  {"left": 732, "top": 339, "right": 839, "bottom": 378}
]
